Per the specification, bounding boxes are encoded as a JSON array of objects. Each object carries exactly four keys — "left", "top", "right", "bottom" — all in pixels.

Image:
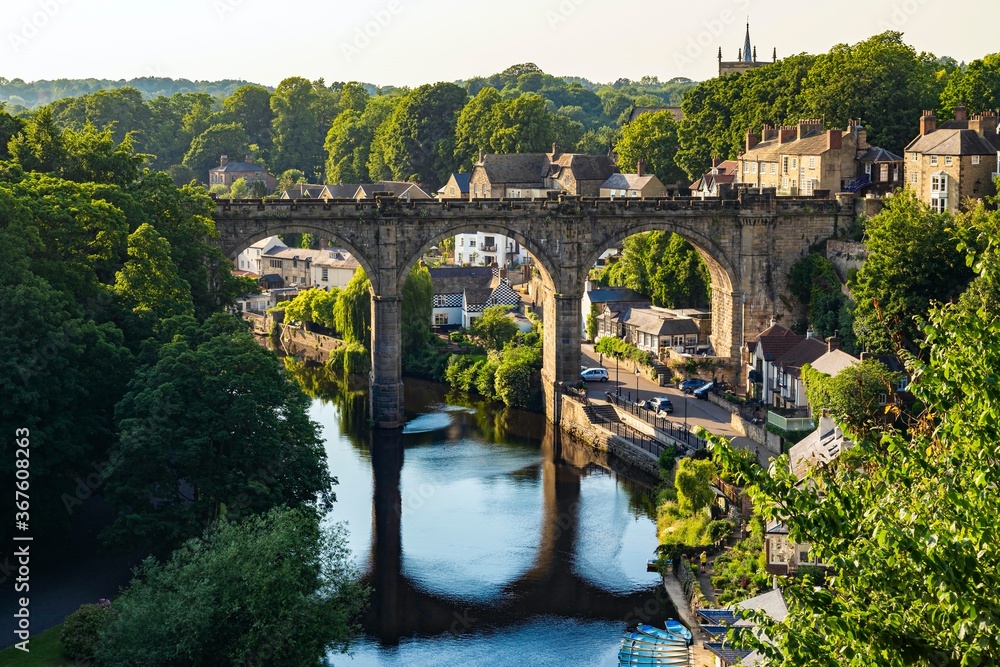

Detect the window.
[
  {"left": 972, "top": 155, "right": 981, "bottom": 165},
  {"left": 910, "top": 152, "right": 918, "bottom": 162},
  {"left": 744, "top": 162, "right": 751, "bottom": 173},
  {"left": 321, "top": 268, "right": 328, "bottom": 281},
  {"left": 459, "top": 237, "right": 464, "bottom": 246},
  {"left": 881, "top": 164, "right": 889, "bottom": 181},
  {"left": 770, "top": 163, "right": 776, "bottom": 174},
  {"left": 878, "top": 393, "right": 888, "bottom": 406},
  {"left": 473, "top": 184, "right": 478, "bottom": 196},
  {"left": 931, "top": 173, "right": 948, "bottom": 193},
  {"left": 269, "top": 260, "right": 281, "bottom": 268},
  {"left": 456, "top": 253, "right": 463, "bottom": 262},
  {"left": 751, "top": 163, "right": 757, "bottom": 173},
  {"left": 808, "top": 157, "right": 816, "bottom": 170},
  {"left": 791, "top": 158, "right": 797, "bottom": 169},
  {"left": 782, "top": 157, "right": 789, "bottom": 173},
  {"left": 434, "top": 313, "right": 449, "bottom": 325},
  {"left": 781, "top": 176, "right": 789, "bottom": 189},
  {"left": 929, "top": 155, "right": 938, "bottom": 166},
  {"left": 864, "top": 163, "right": 872, "bottom": 175},
  {"left": 910, "top": 172, "right": 918, "bottom": 184},
  {"left": 945, "top": 156, "right": 953, "bottom": 167},
  {"left": 897, "top": 377, "right": 909, "bottom": 392},
  {"left": 931, "top": 198, "right": 948, "bottom": 213},
  {"left": 469, "top": 239, "right": 477, "bottom": 248}
]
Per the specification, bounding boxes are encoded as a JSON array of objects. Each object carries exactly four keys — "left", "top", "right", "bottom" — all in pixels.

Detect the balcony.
[
  {"left": 481, "top": 245, "right": 498, "bottom": 253},
  {"left": 767, "top": 411, "right": 814, "bottom": 432}
]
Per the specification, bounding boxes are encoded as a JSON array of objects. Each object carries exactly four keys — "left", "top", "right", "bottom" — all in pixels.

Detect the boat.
[
  {"left": 618, "top": 651, "right": 688, "bottom": 666},
  {"left": 620, "top": 635, "right": 687, "bottom": 652},
  {"left": 664, "top": 619, "right": 693, "bottom": 645},
  {"left": 636, "top": 624, "right": 689, "bottom": 643},
  {"left": 619, "top": 643, "right": 689, "bottom": 658}
]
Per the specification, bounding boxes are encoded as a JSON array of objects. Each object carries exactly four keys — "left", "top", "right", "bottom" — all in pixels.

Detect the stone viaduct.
[{"left": 212, "top": 191, "right": 856, "bottom": 429}]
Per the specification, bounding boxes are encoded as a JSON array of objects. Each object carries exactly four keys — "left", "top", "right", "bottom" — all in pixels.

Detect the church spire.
[{"left": 742, "top": 21, "right": 753, "bottom": 62}]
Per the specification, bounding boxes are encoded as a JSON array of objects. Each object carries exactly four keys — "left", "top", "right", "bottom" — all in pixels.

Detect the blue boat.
[
  {"left": 621, "top": 636, "right": 687, "bottom": 653},
  {"left": 618, "top": 650, "right": 688, "bottom": 666},
  {"left": 636, "top": 624, "right": 688, "bottom": 643},
  {"left": 664, "top": 619, "right": 693, "bottom": 645}
]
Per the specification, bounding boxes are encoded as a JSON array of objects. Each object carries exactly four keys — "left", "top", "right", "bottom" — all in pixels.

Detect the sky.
[{"left": 0, "top": 0, "right": 992, "bottom": 87}]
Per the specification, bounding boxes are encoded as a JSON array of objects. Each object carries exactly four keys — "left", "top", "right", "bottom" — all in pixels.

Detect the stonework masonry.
[{"left": 213, "top": 192, "right": 853, "bottom": 428}]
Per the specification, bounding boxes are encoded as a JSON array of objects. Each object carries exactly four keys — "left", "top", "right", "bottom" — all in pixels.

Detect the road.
[{"left": 579, "top": 344, "right": 770, "bottom": 465}]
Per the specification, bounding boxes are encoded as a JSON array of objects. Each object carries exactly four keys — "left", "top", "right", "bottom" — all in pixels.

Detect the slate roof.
[
  {"left": 906, "top": 128, "right": 1000, "bottom": 156},
  {"left": 264, "top": 247, "right": 358, "bottom": 269},
  {"left": 601, "top": 172, "right": 663, "bottom": 191},
  {"left": 705, "top": 643, "right": 754, "bottom": 665},
  {"left": 281, "top": 184, "right": 327, "bottom": 199},
  {"left": 464, "top": 288, "right": 493, "bottom": 309},
  {"left": 586, "top": 287, "right": 650, "bottom": 304},
  {"left": 474, "top": 153, "right": 549, "bottom": 185},
  {"left": 776, "top": 337, "right": 828, "bottom": 378},
  {"left": 443, "top": 172, "right": 471, "bottom": 193},
  {"left": 547, "top": 153, "right": 618, "bottom": 182},
  {"left": 312, "top": 250, "right": 360, "bottom": 270},
  {"left": 622, "top": 308, "right": 701, "bottom": 337},
  {"left": 809, "top": 348, "right": 860, "bottom": 377},
  {"left": 742, "top": 129, "right": 839, "bottom": 162},
  {"left": 738, "top": 588, "right": 789, "bottom": 623},
  {"left": 428, "top": 267, "right": 494, "bottom": 296},
  {"left": 354, "top": 181, "right": 431, "bottom": 199},
  {"left": 210, "top": 161, "right": 269, "bottom": 173},
  {"left": 749, "top": 324, "right": 805, "bottom": 360},
  {"left": 693, "top": 160, "right": 740, "bottom": 191},
  {"left": 322, "top": 184, "right": 363, "bottom": 198},
  {"left": 857, "top": 146, "right": 903, "bottom": 163}
]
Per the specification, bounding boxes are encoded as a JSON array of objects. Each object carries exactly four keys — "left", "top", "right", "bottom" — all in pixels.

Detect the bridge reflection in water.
[{"left": 362, "top": 396, "right": 674, "bottom": 646}]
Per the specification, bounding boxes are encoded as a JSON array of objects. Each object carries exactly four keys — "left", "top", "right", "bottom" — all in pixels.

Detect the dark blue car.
[
  {"left": 692, "top": 382, "right": 714, "bottom": 400},
  {"left": 680, "top": 378, "right": 706, "bottom": 394}
]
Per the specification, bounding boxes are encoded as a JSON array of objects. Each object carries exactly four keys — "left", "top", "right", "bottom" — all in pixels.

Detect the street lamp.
[
  {"left": 616, "top": 355, "right": 620, "bottom": 395},
  {"left": 683, "top": 393, "right": 688, "bottom": 444},
  {"left": 634, "top": 368, "right": 641, "bottom": 403}
]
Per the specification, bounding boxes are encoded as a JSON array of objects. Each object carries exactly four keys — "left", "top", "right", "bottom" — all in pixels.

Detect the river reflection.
[{"left": 294, "top": 364, "right": 671, "bottom": 667}]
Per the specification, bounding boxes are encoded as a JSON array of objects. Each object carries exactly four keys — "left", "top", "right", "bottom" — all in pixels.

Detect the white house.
[
  {"left": 454, "top": 232, "right": 530, "bottom": 268},
  {"left": 236, "top": 236, "right": 287, "bottom": 275},
  {"left": 309, "top": 249, "right": 361, "bottom": 290}
]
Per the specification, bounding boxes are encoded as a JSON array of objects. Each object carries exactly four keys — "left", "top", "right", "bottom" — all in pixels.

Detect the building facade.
[
  {"left": 904, "top": 107, "right": 1000, "bottom": 214},
  {"left": 718, "top": 23, "right": 776, "bottom": 77},
  {"left": 236, "top": 235, "right": 287, "bottom": 275},
  {"left": 209, "top": 155, "right": 277, "bottom": 192}
]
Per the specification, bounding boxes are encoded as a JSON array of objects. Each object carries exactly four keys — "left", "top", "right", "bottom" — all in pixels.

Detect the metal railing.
[
  {"left": 767, "top": 411, "right": 815, "bottom": 432},
  {"left": 606, "top": 393, "right": 707, "bottom": 451},
  {"left": 598, "top": 418, "right": 667, "bottom": 458}
]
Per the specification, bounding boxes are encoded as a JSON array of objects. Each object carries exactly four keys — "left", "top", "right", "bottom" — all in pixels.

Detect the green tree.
[
  {"left": 335, "top": 269, "right": 371, "bottom": 347},
  {"left": 494, "top": 345, "right": 543, "bottom": 410},
  {"left": 470, "top": 305, "right": 519, "bottom": 352},
  {"left": 368, "top": 83, "right": 467, "bottom": 189},
  {"left": 598, "top": 231, "right": 710, "bottom": 308},
  {"left": 801, "top": 358, "right": 899, "bottom": 439},
  {"left": 940, "top": 53, "right": 1000, "bottom": 117},
  {"left": 145, "top": 92, "right": 215, "bottom": 171},
  {"left": 454, "top": 86, "right": 503, "bottom": 169},
  {"left": 674, "top": 458, "right": 715, "bottom": 515},
  {"left": 105, "top": 313, "right": 333, "bottom": 548},
  {"left": 338, "top": 81, "right": 370, "bottom": 114},
  {"left": 270, "top": 77, "right": 328, "bottom": 176},
  {"left": 228, "top": 176, "right": 250, "bottom": 198},
  {"left": 710, "top": 254, "right": 1000, "bottom": 665},
  {"left": 95, "top": 508, "right": 367, "bottom": 667},
  {"left": 283, "top": 288, "right": 339, "bottom": 331},
  {"left": 61, "top": 123, "right": 145, "bottom": 187},
  {"left": 615, "top": 109, "right": 685, "bottom": 184},
  {"left": 489, "top": 93, "right": 554, "bottom": 154},
  {"left": 113, "top": 223, "right": 195, "bottom": 327},
  {"left": 221, "top": 84, "right": 274, "bottom": 156},
  {"left": 49, "top": 87, "right": 151, "bottom": 147},
  {"left": 851, "top": 190, "right": 972, "bottom": 353},
  {"left": 802, "top": 32, "right": 942, "bottom": 151},
  {"left": 402, "top": 263, "right": 434, "bottom": 357},
  {"left": 9, "top": 107, "right": 67, "bottom": 173},
  {"left": 586, "top": 303, "right": 599, "bottom": 340},
  {"left": 0, "top": 102, "right": 24, "bottom": 160},
  {"left": 182, "top": 122, "right": 251, "bottom": 183}
]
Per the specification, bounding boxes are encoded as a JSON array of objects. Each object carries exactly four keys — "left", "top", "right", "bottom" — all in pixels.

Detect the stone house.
[
  {"left": 737, "top": 120, "right": 896, "bottom": 196},
  {"left": 353, "top": 181, "right": 431, "bottom": 200},
  {"left": 583, "top": 283, "right": 650, "bottom": 337},
  {"left": 689, "top": 159, "right": 738, "bottom": 198},
  {"left": 614, "top": 307, "right": 704, "bottom": 356},
  {"left": 904, "top": 106, "right": 1000, "bottom": 214},
  {"left": 599, "top": 160, "right": 667, "bottom": 198},
  {"left": 208, "top": 155, "right": 277, "bottom": 193},
  {"left": 437, "top": 172, "right": 470, "bottom": 199},
  {"left": 468, "top": 147, "right": 618, "bottom": 199},
  {"left": 262, "top": 247, "right": 360, "bottom": 289}
]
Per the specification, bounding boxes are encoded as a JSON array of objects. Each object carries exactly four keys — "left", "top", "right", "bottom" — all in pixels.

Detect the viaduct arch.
[{"left": 213, "top": 192, "right": 856, "bottom": 429}]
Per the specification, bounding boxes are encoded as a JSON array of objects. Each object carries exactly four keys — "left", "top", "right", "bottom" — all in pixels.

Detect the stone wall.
[
  {"left": 826, "top": 239, "right": 868, "bottom": 283},
  {"left": 559, "top": 396, "right": 660, "bottom": 478},
  {"left": 706, "top": 392, "right": 780, "bottom": 454}
]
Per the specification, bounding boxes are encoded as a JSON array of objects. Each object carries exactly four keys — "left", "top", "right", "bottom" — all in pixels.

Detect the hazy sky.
[{"left": 1, "top": 0, "right": 991, "bottom": 86}]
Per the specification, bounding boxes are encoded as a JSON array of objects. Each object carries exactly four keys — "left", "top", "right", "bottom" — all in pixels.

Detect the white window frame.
[
  {"left": 770, "top": 163, "right": 776, "bottom": 175},
  {"left": 945, "top": 156, "right": 953, "bottom": 167},
  {"left": 808, "top": 157, "right": 816, "bottom": 170},
  {"left": 929, "top": 155, "right": 938, "bottom": 166},
  {"left": 972, "top": 155, "right": 981, "bottom": 165}
]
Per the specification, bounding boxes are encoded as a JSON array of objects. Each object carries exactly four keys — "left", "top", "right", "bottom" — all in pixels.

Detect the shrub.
[
  {"left": 658, "top": 446, "right": 678, "bottom": 474},
  {"left": 61, "top": 599, "right": 116, "bottom": 660},
  {"left": 707, "top": 519, "right": 734, "bottom": 542}
]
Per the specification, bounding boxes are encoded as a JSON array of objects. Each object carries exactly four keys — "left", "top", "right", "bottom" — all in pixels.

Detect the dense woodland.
[{"left": 3, "top": 30, "right": 1000, "bottom": 665}]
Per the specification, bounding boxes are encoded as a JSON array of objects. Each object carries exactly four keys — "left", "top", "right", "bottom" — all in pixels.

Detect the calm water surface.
[{"left": 314, "top": 379, "right": 671, "bottom": 667}]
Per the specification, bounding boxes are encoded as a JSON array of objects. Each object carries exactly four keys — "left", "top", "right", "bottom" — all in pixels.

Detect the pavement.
[{"left": 579, "top": 344, "right": 773, "bottom": 465}]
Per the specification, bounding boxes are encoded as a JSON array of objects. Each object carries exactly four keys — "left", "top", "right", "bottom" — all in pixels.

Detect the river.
[{"left": 309, "top": 375, "right": 674, "bottom": 667}]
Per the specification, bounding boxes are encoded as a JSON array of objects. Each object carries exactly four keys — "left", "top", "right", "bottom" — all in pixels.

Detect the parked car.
[
  {"left": 580, "top": 367, "right": 609, "bottom": 382},
  {"left": 692, "top": 381, "right": 714, "bottom": 400},
  {"left": 649, "top": 396, "right": 674, "bottom": 415},
  {"left": 680, "top": 379, "right": 705, "bottom": 394}
]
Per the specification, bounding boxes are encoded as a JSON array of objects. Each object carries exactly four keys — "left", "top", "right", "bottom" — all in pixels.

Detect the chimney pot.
[
  {"left": 955, "top": 103, "right": 967, "bottom": 122},
  {"left": 746, "top": 129, "right": 759, "bottom": 152},
  {"left": 636, "top": 159, "right": 645, "bottom": 177},
  {"left": 220, "top": 155, "right": 228, "bottom": 166},
  {"left": 920, "top": 111, "right": 937, "bottom": 136}
]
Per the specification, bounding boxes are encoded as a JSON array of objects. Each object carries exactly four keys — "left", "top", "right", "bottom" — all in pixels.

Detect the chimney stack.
[
  {"left": 220, "top": 155, "right": 228, "bottom": 166},
  {"left": 970, "top": 111, "right": 998, "bottom": 137},
  {"left": 245, "top": 154, "right": 253, "bottom": 164},
  {"left": 746, "top": 129, "right": 759, "bottom": 152},
  {"left": 712, "top": 156, "right": 721, "bottom": 169},
  {"left": 778, "top": 126, "right": 796, "bottom": 144},
  {"left": 827, "top": 129, "right": 842, "bottom": 151},
  {"left": 637, "top": 158, "right": 645, "bottom": 177},
  {"left": 920, "top": 110, "right": 937, "bottom": 136},
  {"left": 827, "top": 334, "right": 841, "bottom": 352},
  {"left": 551, "top": 142, "right": 560, "bottom": 158},
  {"left": 955, "top": 103, "right": 967, "bottom": 122}
]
